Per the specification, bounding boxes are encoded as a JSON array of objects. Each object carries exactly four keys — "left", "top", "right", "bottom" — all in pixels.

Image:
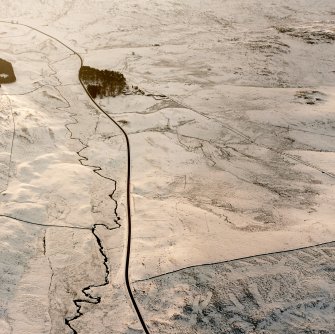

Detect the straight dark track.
[{"left": 132, "top": 239, "right": 335, "bottom": 284}]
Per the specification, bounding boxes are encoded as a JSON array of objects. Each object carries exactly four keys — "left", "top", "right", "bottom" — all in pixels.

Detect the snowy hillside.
[{"left": 0, "top": 1, "right": 335, "bottom": 333}]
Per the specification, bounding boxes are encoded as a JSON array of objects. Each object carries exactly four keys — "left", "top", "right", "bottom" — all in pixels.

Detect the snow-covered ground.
[{"left": 0, "top": 1, "right": 335, "bottom": 333}]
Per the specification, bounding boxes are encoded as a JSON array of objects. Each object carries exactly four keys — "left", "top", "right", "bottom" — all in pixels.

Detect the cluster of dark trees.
[
  {"left": 0, "top": 58, "right": 16, "bottom": 84},
  {"left": 79, "top": 66, "right": 127, "bottom": 98}
]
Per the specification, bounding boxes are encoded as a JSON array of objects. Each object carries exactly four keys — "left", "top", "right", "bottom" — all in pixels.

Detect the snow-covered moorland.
[{"left": 0, "top": 1, "right": 335, "bottom": 333}]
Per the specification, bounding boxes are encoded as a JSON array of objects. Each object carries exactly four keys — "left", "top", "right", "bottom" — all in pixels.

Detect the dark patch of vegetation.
[
  {"left": 80, "top": 66, "right": 127, "bottom": 98},
  {"left": 118, "top": 119, "right": 129, "bottom": 125},
  {"left": 275, "top": 25, "right": 335, "bottom": 44},
  {"left": 295, "top": 90, "right": 326, "bottom": 105},
  {"left": 0, "top": 58, "right": 16, "bottom": 84}
]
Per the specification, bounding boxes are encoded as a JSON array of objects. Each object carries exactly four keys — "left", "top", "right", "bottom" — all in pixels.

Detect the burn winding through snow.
[
  {"left": 64, "top": 225, "right": 116, "bottom": 334},
  {"left": 55, "top": 86, "right": 122, "bottom": 332}
]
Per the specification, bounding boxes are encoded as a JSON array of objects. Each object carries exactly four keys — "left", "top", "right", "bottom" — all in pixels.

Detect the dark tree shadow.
[{"left": 0, "top": 59, "right": 16, "bottom": 84}]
